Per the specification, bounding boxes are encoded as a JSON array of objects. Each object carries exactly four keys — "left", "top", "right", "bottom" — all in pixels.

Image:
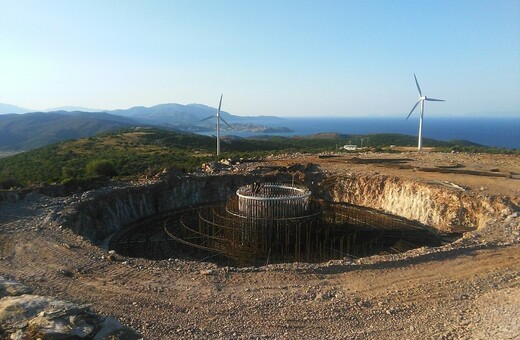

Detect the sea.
[{"left": 213, "top": 116, "right": 519, "bottom": 149}]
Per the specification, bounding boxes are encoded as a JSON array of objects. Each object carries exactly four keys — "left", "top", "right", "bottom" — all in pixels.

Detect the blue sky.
[{"left": 0, "top": 0, "right": 519, "bottom": 116}]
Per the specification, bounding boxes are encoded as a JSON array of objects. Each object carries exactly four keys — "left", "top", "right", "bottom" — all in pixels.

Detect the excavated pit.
[
  {"left": 109, "top": 200, "right": 451, "bottom": 267},
  {"left": 103, "top": 175, "right": 465, "bottom": 267},
  {"left": 58, "top": 165, "right": 515, "bottom": 267}
]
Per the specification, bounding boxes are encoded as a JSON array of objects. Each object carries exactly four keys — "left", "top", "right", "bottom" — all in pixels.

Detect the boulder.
[{"left": 0, "top": 282, "right": 141, "bottom": 339}]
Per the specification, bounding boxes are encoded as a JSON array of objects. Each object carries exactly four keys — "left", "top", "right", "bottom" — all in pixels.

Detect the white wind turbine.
[
  {"left": 406, "top": 74, "right": 445, "bottom": 151},
  {"left": 199, "top": 94, "right": 233, "bottom": 156}
]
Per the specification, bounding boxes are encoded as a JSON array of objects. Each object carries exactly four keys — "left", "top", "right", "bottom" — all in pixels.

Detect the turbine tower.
[
  {"left": 199, "top": 94, "right": 233, "bottom": 156},
  {"left": 406, "top": 74, "right": 445, "bottom": 151}
]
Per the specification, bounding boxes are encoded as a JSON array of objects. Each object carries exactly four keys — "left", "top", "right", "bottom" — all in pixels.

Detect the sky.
[{"left": 0, "top": 0, "right": 519, "bottom": 117}]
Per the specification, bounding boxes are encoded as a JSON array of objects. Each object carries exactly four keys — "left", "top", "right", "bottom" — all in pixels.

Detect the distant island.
[
  {"left": 144, "top": 123, "right": 293, "bottom": 134},
  {"left": 230, "top": 124, "right": 293, "bottom": 133}
]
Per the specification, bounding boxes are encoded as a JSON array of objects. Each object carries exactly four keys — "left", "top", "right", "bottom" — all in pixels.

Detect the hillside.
[
  {"left": 0, "top": 128, "right": 215, "bottom": 186},
  {"left": 0, "top": 127, "right": 513, "bottom": 188},
  {"left": 0, "top": 111, "right": 140, "bottom": 150},
  {"left": 0, "top": 126, "right": 294, "bottom": 186}
]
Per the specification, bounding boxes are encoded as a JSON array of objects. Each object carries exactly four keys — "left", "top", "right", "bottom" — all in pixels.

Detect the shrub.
[
  {"left": 85, "top": 159, "right": 117, "bottom": 178},
  {"left": 62, "top": 166, "right": 80, "bottom": 179}
]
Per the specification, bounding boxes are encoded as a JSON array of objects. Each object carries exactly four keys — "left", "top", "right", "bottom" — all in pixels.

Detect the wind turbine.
[
  {"left": 406, "top": 74, "right": 445, "bottom": 151},
  {"left": 199, "top": 94, "right": 233, "bottom": 156}
]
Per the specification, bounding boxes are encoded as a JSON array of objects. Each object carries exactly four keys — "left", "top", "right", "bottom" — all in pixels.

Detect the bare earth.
[
  {"left": 279, "top": 151, "right": 520, "bottom": 198},
  {"left": 0, "top": 152, "right": 519, "bottom": 339}
]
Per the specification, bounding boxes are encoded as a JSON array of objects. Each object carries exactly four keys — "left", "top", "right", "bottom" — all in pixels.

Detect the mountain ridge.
[
  {"left": 0, "top": 111, "right": 140, "bottom": 150},
  {"left": 0, "top": 103, "right": 31, "bottom": 114},
  {"left": 0, "top": 102, "right": 289, "bottom": 150},
  {"left": 108, "top": 102, "right": 281, "bottom": 125}
]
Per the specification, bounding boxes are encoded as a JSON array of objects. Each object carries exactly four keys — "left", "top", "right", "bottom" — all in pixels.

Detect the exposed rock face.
[
  {"left": 324, "top": 174, "right": 517, "bottom": 232},
  {"left": 58, "top": 174, "right": 256, "bottom": 242}
]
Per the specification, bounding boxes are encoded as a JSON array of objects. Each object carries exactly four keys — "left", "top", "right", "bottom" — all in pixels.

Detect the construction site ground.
[{"left": 0, "top": 151, "right": 519, "bottom": 339}]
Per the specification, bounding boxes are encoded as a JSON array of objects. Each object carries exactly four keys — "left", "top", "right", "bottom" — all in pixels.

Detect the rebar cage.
[
  {"left": 110, "top": 183, "right": 448, "bottom": 266},
  {"left": 235, "top": 183, "right": 311, "bottom": 218}
]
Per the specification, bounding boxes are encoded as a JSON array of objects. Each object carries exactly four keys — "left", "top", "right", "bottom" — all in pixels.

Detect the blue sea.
[{"left": 214, "top": 116, "right": 519, "bottom": 149}]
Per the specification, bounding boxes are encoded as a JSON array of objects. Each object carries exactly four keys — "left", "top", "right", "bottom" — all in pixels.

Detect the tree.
[{"left": 85, "top": 159, "right": 117, "bottom": 178}]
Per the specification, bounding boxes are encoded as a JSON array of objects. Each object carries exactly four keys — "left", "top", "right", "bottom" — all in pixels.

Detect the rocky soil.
[
  {"left": 0, "top": 152, "right": 519, "bottom": 339},
  {"left": 0, "top": 276, "right": 141, "bottom": 339}
]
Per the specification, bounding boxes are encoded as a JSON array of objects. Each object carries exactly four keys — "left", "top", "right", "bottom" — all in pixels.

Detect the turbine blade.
[
  {"left": 217, "top": 94, "right": 223, "bottom": 114},
  {"left": 414, "top": 73, "right": 422, "bottom": 97},
  {"left": 220, "top": 117, "right": 234, "bottom": 130},
  {"left": 199, "top": 115, "right": 214, "bottom": 122},
  {"left": 425, "top": 97, "right": 445, "bottom": 102},
  {"left": 406, "top": 100, "right": 421, "bottom": 120}
]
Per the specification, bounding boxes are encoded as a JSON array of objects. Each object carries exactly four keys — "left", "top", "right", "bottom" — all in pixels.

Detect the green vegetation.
[
  {"left": 0, "top": 127, "right": 516, "bottom": 188},
  {"left": 0, "top": 128, "right": 215, "bottom": 186},
  {"left": 436, "top": 145, "right": 519, "bottom": 155},
  {"left": 85, "top": 159, "right": 118, "bottom": 178}
]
